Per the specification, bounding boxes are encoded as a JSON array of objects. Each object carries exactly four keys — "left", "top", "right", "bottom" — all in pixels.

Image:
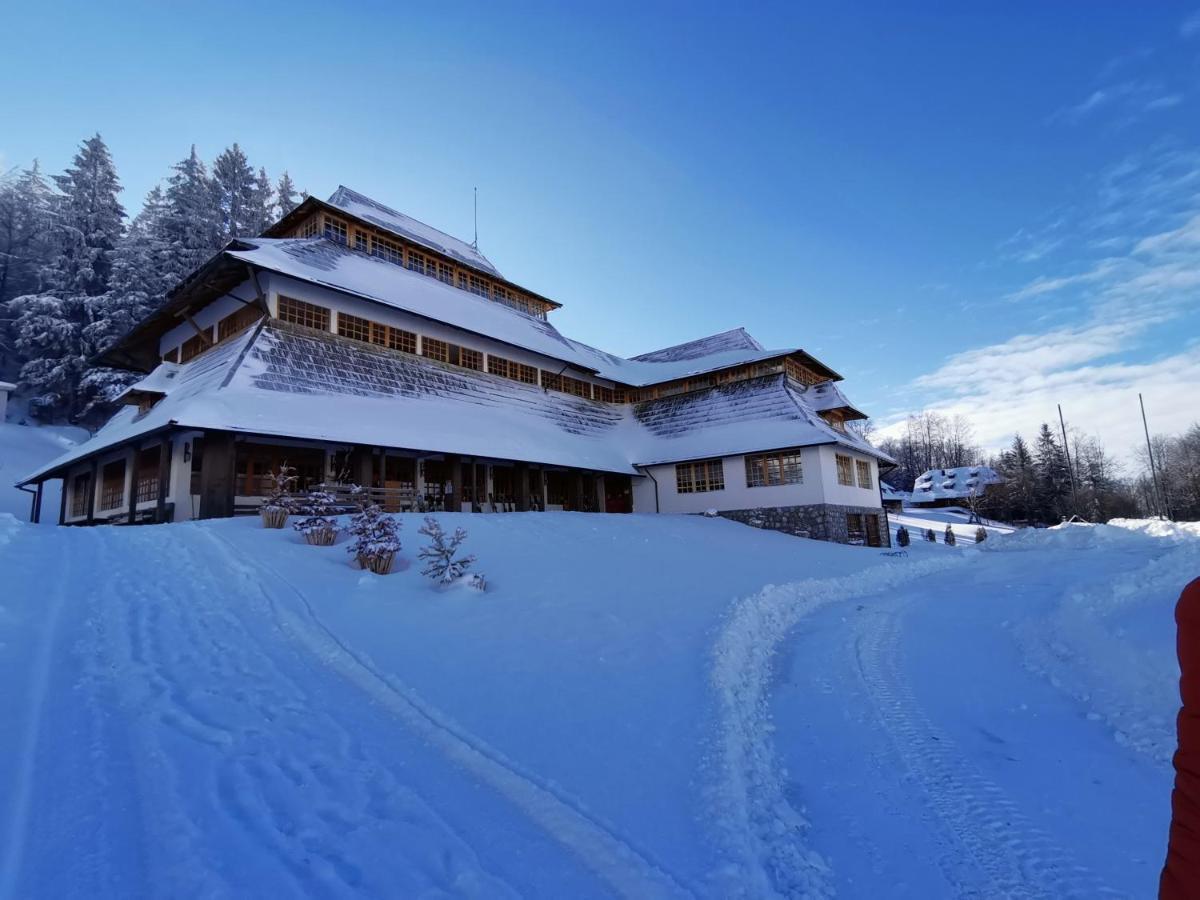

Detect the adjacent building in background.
[
  {"left": 908, "top": 466, "right": 1005, "bottom": 509},
  {"left": 18, "top": 187, "right": 894, "bottom": 545}
]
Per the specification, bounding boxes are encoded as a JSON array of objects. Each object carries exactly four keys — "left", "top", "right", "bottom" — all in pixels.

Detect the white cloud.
[{"left": 1182, "top": 10, "right": 1200, "bottom": 38}]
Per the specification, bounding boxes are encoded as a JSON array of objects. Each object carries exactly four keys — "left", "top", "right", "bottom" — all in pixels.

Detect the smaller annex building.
[
  {"left": 908, "top": 466, "right": 1004, "bottom": 508},
  {"left": 18, "top": 187, "right": 895, "bottom": 546}
]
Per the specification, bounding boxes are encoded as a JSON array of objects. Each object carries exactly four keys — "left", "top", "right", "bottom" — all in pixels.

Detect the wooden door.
[{"left": 865, "top": 514, "right": 882, "bottom": 547}]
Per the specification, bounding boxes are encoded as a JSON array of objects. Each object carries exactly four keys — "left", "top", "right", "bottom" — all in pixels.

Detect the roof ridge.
[{"left": 329, "top": 185, "right": 494, "bottom": 265}]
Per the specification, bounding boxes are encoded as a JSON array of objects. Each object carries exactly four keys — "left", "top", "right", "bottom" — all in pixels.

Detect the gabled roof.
[
  {"left": 21, "top": 324, "right": 893, "bottom": 484},
  {"left": 799, "top": 381, "right": 868, "bottom": 421},
  {"left": 325, "top": 186, "right": 502, "bottom": 278},
  {"left": 631, "top": 328, "right": 763, "bottom": 362}
]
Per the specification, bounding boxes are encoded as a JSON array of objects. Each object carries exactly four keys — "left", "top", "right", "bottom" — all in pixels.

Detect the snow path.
[
  {"left": 201, "top": 527, "right": 693, "bottom": 900},
  {"left": 852, "top": 594, "right": 1119, "bottom": 898},
  {"left": 772, "top": 539, "right": 1176, "bottom": 898},
  {"left": 705, "top": 555, "right": 965, "bottom": 898}
]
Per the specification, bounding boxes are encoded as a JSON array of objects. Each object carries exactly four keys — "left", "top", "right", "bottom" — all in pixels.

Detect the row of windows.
[
  {"left": 621, "top": 359, "right": 829, "bottom": 405},
  {"left": 305, "top": 213, "right": 553, "bottom": 320},
  {"left": 835, "top": 453, "right": 874, "bottom": 489},
  {"left": 274, "top": 296, "right": 620, "bottom": 400},
  {"left": 678, "top": 451, "right": 872, "bottom": 494}
]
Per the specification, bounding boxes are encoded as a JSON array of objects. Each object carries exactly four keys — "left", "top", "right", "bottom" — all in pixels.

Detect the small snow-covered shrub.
[
  {"left": 346, "top": 503, "right": 401, "bottom": 574},
  {"left": 974, "top": 526, "right": 987, "bottom": 544},
  {"left": 925, "top": 528, "right": 936, "bottom": 543},
  {"left": 702, "top": 508, "right": 720, "bottom": 518},
  {"left": 944, "top": 525, "right": 956, "bottom": 546},
  {"left": 261, "top": 463, "right": 298, "bottom": 528},
  {"left": 418, "top": 516, "right": 477, "bottom": 585},
  {"left": 293, "top": 489, "right": 342, "bottom": 545},
  {"left": 896, "top": 526, "right": 910, "bottom": 547}
]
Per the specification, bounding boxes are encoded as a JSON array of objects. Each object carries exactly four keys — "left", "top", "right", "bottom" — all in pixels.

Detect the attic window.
[
  {"left": 277, "top": 296, "right": 330, "bottom": 331},
  {"left": 323, "top": 216, "right": 348, "bottom": 244},
  {"left": 421, "top": 337, "right": 449, "bottom": 363},
  {"left": 371, "top": 235, "right": 404, "bottom": 265},
  {"left": 406, "top": 249, "right": 427, "bottom": 276},
  {"left": 218, "top": 304, "right": 263, "bottom": 342}
]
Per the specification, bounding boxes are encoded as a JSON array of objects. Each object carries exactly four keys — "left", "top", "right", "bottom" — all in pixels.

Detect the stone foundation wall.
[{"left": 719, "top": 503, "right": 891, "bottom": 548}]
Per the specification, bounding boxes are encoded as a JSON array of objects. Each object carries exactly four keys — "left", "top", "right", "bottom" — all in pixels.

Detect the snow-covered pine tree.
[
  {"left": 162, "top": 146, "right": 223, "bottom": 285},
  {"left": 346, "top": 504, "right": 401, "bottom": 574},
  {"left": 417, "top": 516, "right": 477, "bottom": 585},
  {"left": 944, "top": 525, "right": 956, "bottom": 546},
  {"left": 896, "top": 525, "right": 910, "bottom": 547},
  {"left": 212, "top": 143, "right": 258, "bottom": 240},
  {"left": 1034, "top": 423, "right": 1072, "bottom": 522},
  {"left": 247, "top": 167, "right": 274, "bottom": 236},
  {"left": 0, "top": 161, "right": 55, "bottom": 307},
  {"left": 261, "top": 463, "right": 298, "bottom": 527},
  {"left": 925, "top": 528, "right": 936, "bottom": 542},
  {"left": 292, "top": 488, "right": 341, "bottom": 545},
  {"left": 44, "top": 134, "right": 125, "bottom": 297},
  {"left": 974, "top": 526, "right": 987, "bottom": 544},
  {"left": 275, "top": 171, "right": 300, "bottom": 217},
  {"left": 8, "top": 293, "right": 86, "bottom": 418}
]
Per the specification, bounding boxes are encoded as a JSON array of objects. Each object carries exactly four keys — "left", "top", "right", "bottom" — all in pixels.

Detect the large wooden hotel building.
[{"left": 19, "top": 187, "right": 894, "bottom": 546}]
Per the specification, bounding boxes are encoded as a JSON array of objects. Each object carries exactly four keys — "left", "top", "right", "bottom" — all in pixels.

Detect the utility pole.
[
  {"left": 1057, "top": 404, "right": 1079, "bottom": 518},
  {"left": 1140, "top": 393, "right": 1167, "bottom": 520}
]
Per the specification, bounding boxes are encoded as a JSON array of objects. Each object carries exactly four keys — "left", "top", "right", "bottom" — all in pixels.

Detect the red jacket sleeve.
[{"left": 1161, "top": 577, "right": 1200, "bottom": 899}]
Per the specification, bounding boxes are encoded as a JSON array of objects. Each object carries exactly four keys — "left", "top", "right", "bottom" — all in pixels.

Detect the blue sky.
[{"left": 2, "top": 1, "right": 1199, "bottom": 463}]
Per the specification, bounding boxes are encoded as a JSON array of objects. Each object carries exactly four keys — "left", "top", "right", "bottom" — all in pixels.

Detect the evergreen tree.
[
  {"left": 276, "top": 171, "right": 300, "bottom": 217},
  {"left": 8, "top": 293, "right": 87, "bottom": 418},
  {"left": 0, "top": 161, "right": 55, "bottom": 306},
  {"left": 212, "top": 143, "right": 257, "bottom": 239},
  {"left": 1034, "top": 423, "right": 1071, "bottom": 521},
  {"left": 247, "top": 167, "right": 274, "bottom": 235},
  {"left": 44, "top": 134, "right": 125, "bottom": 296},
  {"left": 162, "top": 146, "right": 223, "bottom": 287},
  {"left": 997, "top": 433, "right": 1038, "bottom": 522}
]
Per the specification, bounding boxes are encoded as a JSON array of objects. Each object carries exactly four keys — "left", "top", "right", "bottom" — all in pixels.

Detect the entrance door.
[
  {"left": 604, "top": 475, "right": 633, "bottom": 513},
  {"left": 383, "top": 456, "right": 416, "bottom": 511},
  {"left": 865, "top": 514, "right": 882, "bottom": 547}
]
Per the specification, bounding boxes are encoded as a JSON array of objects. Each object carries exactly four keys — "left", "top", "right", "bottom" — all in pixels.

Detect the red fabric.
[{"left": 1162, "top": 577, "right": 1200, "bottom": 899}]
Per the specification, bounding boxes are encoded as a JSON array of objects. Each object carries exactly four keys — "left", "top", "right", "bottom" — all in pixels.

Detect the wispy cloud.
[
  {"left": 1182, "top": 10, "right": 1200, "bottom": 38},
  {"left": 1051, "top": 79, "right": 1183, "bottom": 125}
]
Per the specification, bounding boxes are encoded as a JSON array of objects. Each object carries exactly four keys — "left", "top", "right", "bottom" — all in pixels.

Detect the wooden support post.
[
  {"left": 198, "top": 432, "right": 236, "bottom": 519},
  {"left": 570, "top": 471, "right": 585, "bottom": 512},
  {"left": 594, "top": 474, "right": 606, "bottom": 514},
  {"left": 86, "top": 458, "right": 98, "bottom": 523},
  {"left": 58, "top": 477, "right": 67, "bottom": 526},
  {"left": 31, "top": 482, "right": 43, "bottom": 524},
  {"left": 156, "top": 437, "right": 172, "bottom": 523},
  {"left": 515, "top": 463, "right": 530, "bottom": 512},
  {"left": 126, "top": 447, "right": 139, "bottom": 524},
  {"left": 447, "top": 454, "right": 462, "bottom": 511}
]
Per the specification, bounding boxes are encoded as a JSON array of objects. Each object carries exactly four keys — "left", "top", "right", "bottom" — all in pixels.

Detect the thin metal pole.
[
  {"left": 1140, "top": 393, "right": 1167, "bottom": 519},
  {"left": 1057, "top": 403, "right": 1079, "bottom": 517}
]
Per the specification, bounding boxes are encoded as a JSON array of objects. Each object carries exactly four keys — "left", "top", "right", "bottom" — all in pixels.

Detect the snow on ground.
[
  {"left": 0, "top": 421, "right": 86, "bottom": 523},
  {"left": 890, "top": 504, "right": 1016, "bottom": 545},
  {"left": 0, "top": 511, "right": 1190, "bottom": 897}
]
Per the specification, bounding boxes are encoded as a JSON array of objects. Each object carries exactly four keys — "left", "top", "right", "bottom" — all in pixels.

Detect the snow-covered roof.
[
  {"left": 880, "top": 480, "right": 909, "bottom": 501},
  {"left": 0, "top": 381, "right": 16, "bottom": 391},
  {"left": 910, "top": 465, "right": 1004, "bottom": 502},
  {"left": 798, "top": 381, "right": 866, "bottom": 418},
  {"left": 224, "top": 238, "right": 805, "bottom": 387},
  {"left": 21, "top": 324, "right": 893, "bottom": 483},
  {"left": 325, "top": 186, "right": 502, "bottom": 278},
  {"left": 631, "top": 328, "right": 763, "bottom": 362}
]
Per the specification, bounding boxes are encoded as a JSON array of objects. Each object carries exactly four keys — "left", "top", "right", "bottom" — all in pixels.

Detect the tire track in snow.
[
  {"left": 89, "top": 526, "right": 524, "bottom": 898},
  {"left": 706, "top": 556, "right": 965, "bottom": 899},
  {"left": 853, "top": 593, "right": 1121, "bottom": 899},
  {"left": 204, "top": 527, "right": 693, "bottom": 900}
]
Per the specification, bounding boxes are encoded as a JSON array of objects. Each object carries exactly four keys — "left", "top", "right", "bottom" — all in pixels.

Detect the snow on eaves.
[
  {"left": 225, "top": 238, "right": 803, "bottom": 387},
  {"left": 910, "top": 465, "right": 1004, "bottom": 501},
  {"left": 20, "top": 326, "right": 894, "bottom": 484},
  {"left": 326, "top": 186, "right": 503, "bottom": 278}
]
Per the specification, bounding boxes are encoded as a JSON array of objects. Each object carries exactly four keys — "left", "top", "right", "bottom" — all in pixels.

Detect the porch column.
[
  {"left": 86, "top": 458, "right": 98, "bottom": 522},
  {"left": 515, "top": 463, "right": 530, "bottom": 512},
  {"left": 414, "top": 457, "right": 426, "bottom": 501},
  {"left": 348, "top": 445, "right": 374, "bottom": 488},
  {"left": 594, "top": 474, "right": 606, "bottom": 514},
  {"left": 446, "top": 453, "right": 462, "bottom": 511},
  {"left": 31, "top": 482, "right": 43, "bottom": 524},
  {"left": 156, "top": 437, "right": 172, "bottom": 523},
  {"left": 58, "top": 477, "right": 67, "bottom": 525},
  {"left": 198, "top": 432, "right": 236, "bottom": 519},
  {"left": 125, "top": 446, "right": 138, "bottom": 524},
  {"left": 569, "top": 471, "right": 584, "bottom": 511}
]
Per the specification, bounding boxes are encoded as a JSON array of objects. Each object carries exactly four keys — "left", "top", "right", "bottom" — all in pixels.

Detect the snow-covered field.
[
  {"left": 0, "top": 507, "right": 1191, "bottom": 898},
  {"left": 890, "top": 505, "right": 1016, "bottom": 545}
]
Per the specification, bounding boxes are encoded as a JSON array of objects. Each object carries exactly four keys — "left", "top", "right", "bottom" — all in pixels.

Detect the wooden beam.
[
  {"left": 57, "top": 476, "right": 67, "bottom": 526},
  {"left": 126, "top": 447, "right": 139, "bottom": 524},
  {"left": 515, "top": 463, "right": 530, "bottom": 512},
  {"left": 181, "top": 310, "right": 213, "bottom": 346},
  {"left": 198, "top": 433, "right": 236, "bottom": 519},
  {"left": 157, "top": 437, "right": 172, "bottom": 523},
  {"left": 86, "top": 458, "right": 98, "bottom": 523},
  {"left": 447, "top": 453, "right": 462, "bottom": 512}
]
